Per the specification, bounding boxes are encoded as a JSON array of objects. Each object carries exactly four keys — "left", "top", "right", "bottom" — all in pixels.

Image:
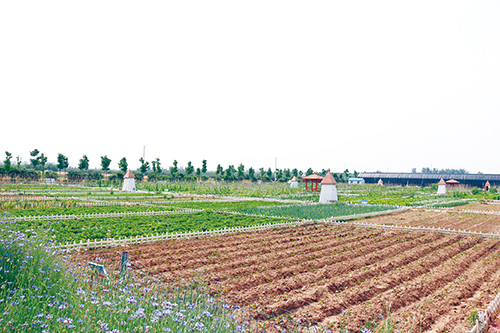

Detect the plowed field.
[
  {"left": 367, "top": 208, "right": 500, "bottom": 234},
  {"left": 74, "top": 222, "right": 500, "bottom": 332}
]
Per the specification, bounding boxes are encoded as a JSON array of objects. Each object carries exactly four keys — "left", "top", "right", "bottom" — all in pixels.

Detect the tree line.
[{"left": 0, "top": 150, "right": 358, "bottom": 183}]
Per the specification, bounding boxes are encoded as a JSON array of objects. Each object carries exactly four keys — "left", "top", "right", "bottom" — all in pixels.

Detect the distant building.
[
  {"left": 45, "top": 178, "right": 56, "bottom": 184},
  {"left": 122, "top": 170, "right": 136, "bottom": 191},
  {"left": 485, "top": 180, "right": 491, "bottom": 191},
  {"left": 446, "top": 179, "right": 460, "bottom": 186},
  {"left": 289, "top": 176, "right": 299, "bottom": 188},
  {"left": 348, "top": 177, "right": 365, "bottom": 184},
  {"left": 437, "top": 178, "right": 446, "bottom": 195},
  {"left": 319, "top": 171, "right": 338, "bottom": 203},
  {"left": 378, "top": 179, "right": 384, "bottom": 185}
]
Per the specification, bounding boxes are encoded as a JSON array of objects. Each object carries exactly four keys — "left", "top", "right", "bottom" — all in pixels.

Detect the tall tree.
[
  {"left": 201, "top": 159, "right": 207, "bottom": 174},
  {"left": 215, "top": 164, "right": 223, "bottom": 176},
  {"left": 248, "top": 167, "right": 255, "bottom": 181},
  {"left": 78, "top": 155, "right": 89, "bottom": 171},
  {"left": 306, "top": 168, "right": 314, "bottom": 176},
  {"left": 119, "top": 157, "right": 128, "bottom": 173},
  {"left": 30, "top": 149, "right": 40, "bottom": 170},
  {"left": 237, "top": 163, "right": 245, "bottom": 180},
  {"left": 3, "top": 152, "right": 12, "bottom": 172},
  {"left": 39, "top": 154, "right": 48, "bottom": 175},
  {"left": 139, "top": 157, "right": 150, "bottom": 173},
  {"left": 16, "top": 156, "right": 22, "bottom": 167},
  {"left": 101, "top": 155, "right": 111, "bottom": 175},
  {"left": 170, "top": 160, "right": 178, "bottom": 177},
  {"left": 154, "top": 158, "right": 161, "bottom": 174},
  {"left": 266, "top": 168, "right": 273, "bottom": 179},
  {"left": 195, "top": 167, "right": 201, "bottom": 179},
  {"left": 185, "top": 161, "right": 194, "bottom": 175},
  {"left": 56, "top": 153, "right": 69, "bottom": 173}
]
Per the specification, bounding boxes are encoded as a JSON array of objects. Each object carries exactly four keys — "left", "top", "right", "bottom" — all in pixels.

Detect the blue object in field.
[
  {"left": 361, "top": 200, "right": 368, "bottom": 205},
  {"left": 89, "top": 262, "right": 110, "bottom": 282}
]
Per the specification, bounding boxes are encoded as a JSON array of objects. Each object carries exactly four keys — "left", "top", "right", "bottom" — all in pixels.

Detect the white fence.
[
  {"left": 6, "top": 208, "right": 202, "bottom": 222},
  {"left": 469, "top": 291, "right": 500, "bottom": 332},
  {"left": 53, "top": 220, "right": 304, "bottom": 251},
  {"left": 461, "top": 209, "right": 500, "bottom": 216}
]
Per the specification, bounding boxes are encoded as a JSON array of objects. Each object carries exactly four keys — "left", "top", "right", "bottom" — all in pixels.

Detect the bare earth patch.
[{"left": 70, "top": 220, "right": 500, "bottom": 332}]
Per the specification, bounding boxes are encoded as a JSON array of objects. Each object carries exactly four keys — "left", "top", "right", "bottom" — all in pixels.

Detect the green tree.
[
  {"left": 3, "top": 152, "right": 12, "bottom": 172},
  {"left": 30, "top": 149, "right": 40, "bottom": 170},
  {"left": 154, "top": 158, "right": 161, "bottom": 174},
  {"left": 292, "top": 168, "right": 298, "bottom": 177},
  {"left": 119, "top": 157, "right": 128, "bottom": 173},
  {"left": 195, "top": 167, "right": 201, "bottom": 179},
  {"left": 266, "top": 168, "right": 273, "bottom": 179},
  {"left": 170, "top": 160, "right": 178, "bottom": 178},
  {"left": 16, "top": 156, "right": 22, "bottom": 167},
  {"left": 139, "top": 157, "right": 150, "bottom": 174},
  {"left": 201, "top": 160, "right": 207, "bottom": 174},
  {"left": 215, "top": 164, "right": 223, "bottom": 176},
  {"left": 248, "top": 167, "right": 256, "bottom": 181},
  {"left": 186, "top": 161, "right": 194, "bottom": 176},
  {"left": 78, "top": 155, "right": 89, "bottom": 171},
  {"left": 56, "top": 153, "right": 69, "bottom": 173},
  {"left": 38, "top": 153, "right": 48, "bottom": 175},
  {"left": 343, "top": 169, "right": 350, "bottom": 182},
  {"left": 237, "top": 163, "right": 245, "bottom": 180},
  {"left": 306, "top": 168, "right": 314, "bottom": 176},
  {"left": 100, "top": 155, "right": 112, "bottom": 175},
  {"left": 259, "top": 168, "right": 265, "bottom": 179}
]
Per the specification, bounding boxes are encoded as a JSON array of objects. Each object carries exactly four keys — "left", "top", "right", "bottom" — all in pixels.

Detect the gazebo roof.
[
  {"left": 486, "top": 180, "right": 491, "bottom": 186},
  {"left": 438, "top": 178, "right": 446, "bottom": 185},
  {"left": 124, "top": 170, "right": 135, "bottom": 179},
  {"left": 291, "top": 176, "right": 298, "bottom": 182},
  {"left": 446, "top": 179, "right": 460, "bottom": 184},
  {"left": 378, "top": 178, "right": 383, "bottom": 183},
  {"left": 321, "top": 171, "right": 337, "bottom": 185},
  {"left": 300, "top": 173, "right": 324, "bottom": 181}
]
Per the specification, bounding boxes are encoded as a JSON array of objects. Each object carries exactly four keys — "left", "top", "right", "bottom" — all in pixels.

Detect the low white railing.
[{"left": 6, "top": 208, "right": 202, "bottom": 222}]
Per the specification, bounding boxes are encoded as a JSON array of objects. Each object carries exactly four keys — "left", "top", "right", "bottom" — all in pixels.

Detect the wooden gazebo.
[{"left": 300, "top": 173, "right": 324, "bottom": 192}]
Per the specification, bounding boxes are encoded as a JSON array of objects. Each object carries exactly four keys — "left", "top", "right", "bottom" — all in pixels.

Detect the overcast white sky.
[{"left": 1, "top": 1, "right": 499, "bottom": 174}]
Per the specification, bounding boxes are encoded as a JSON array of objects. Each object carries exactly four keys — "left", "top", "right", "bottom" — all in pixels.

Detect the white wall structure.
[
  {"left": 348, "top": 177, "right": 365, "bottom": 184},
  {"left": 319, "top": 171, "right": 338, "bottom": 203},
  {"left": 290, "top": 176, "right": 299, "bottom": 188},
  {"left": 378, "top": 179, "right": 384, "bottom": 185},
  {"left": 122, "top": 170, "right": 136, "bottom": 191},
  {"left": 437, "top": 178, "right": 447, "bottom": 195}
]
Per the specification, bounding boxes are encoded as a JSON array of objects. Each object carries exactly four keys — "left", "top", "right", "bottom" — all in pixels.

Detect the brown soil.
[
  {"left": 69, "top": 221, "right": 500, "bottom": 332},
  {"left": 364, "top": 208, "right": 500, "bottom": 234}
]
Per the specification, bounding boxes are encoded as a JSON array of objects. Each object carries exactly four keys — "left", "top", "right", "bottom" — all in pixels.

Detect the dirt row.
[
  {"left": 367, "top": 208, "right": 500, "bottom": 234},
  {"left": 71, "top": 220, "right": 500, "bottom": 332}
]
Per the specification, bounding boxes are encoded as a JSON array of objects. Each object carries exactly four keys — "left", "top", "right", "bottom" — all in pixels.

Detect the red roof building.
[{"left": 300, "top": 173, "right": 324, "bottom": 192}]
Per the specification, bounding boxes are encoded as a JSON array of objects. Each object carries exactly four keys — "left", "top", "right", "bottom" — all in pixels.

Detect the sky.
[{"left": 1, "top": 1, "right": 499, "bottom": 174}]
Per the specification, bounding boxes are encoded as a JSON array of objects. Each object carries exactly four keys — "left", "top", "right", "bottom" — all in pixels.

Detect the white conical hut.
[
  {"left": 122, "top": 170, "right": 136, "bottom": 191},
  {"left": 290, "top": 176, "right": 299, "bottom": 188},
  {"left": 319, "top": 171, "right": 338, "bottom": 203},
  {"left": 485, "top": 181, "right": 491, "bottom": 191},
  {"left": 437, "top": 178, "right": 446, "bottom": 195},
  {"left": 378, "top": 178, "right": 384, "bottom": 185}
]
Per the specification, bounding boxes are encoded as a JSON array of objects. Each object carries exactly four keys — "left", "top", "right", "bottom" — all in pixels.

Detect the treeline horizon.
[{"left": 0, "top": 149, "right": 487, "bottom": 183}]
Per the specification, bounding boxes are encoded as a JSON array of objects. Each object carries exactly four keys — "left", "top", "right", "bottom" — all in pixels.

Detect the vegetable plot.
[{"left": 13, "top": 211, "right": 291, "bottom": 242}]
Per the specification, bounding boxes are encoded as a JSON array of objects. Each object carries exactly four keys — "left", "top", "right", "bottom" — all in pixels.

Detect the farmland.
[
  {"left": 2, "top": 181, "right": 500, "bottom": 332},
  {"left": 74, "top": 221, "right": 500, "bottom": 332}
]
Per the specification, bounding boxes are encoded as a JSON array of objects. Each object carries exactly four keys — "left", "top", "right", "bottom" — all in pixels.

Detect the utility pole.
[{"left": 275, "top": 157, "right": 277, "bottom": 182}]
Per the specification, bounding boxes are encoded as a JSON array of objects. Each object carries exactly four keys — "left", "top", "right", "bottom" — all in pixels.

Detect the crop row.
[{"left": 2, "top": 204, "right": 175, "bottom": 217}]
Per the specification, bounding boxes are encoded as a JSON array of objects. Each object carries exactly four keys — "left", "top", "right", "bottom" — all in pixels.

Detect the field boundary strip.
[
  {"left": 53, "top": 220, "right": 305, "bottom": 251},
  {"left": 5, "top": 208, "right": 203, "bottom": 221}
]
